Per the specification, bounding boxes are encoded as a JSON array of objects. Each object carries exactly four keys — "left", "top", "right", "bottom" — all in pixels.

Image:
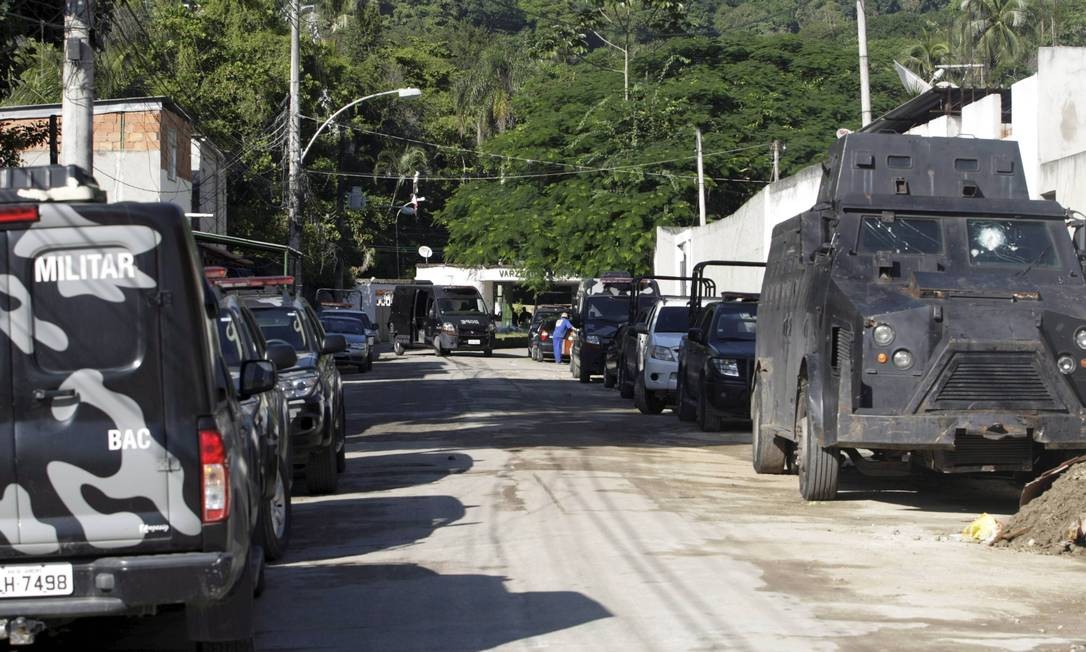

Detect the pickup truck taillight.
[{"left": 200, "top": 429, "right": 230, "bottom": 523}]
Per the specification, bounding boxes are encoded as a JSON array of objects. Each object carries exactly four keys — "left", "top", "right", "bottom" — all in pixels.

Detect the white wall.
[
  {"left": 1011, "top": 75, "right": 1041, "bottom": 198},
  {"left": 960, "top": 93, "right": 1002, "bottom": 140},
  {"left": 19, "top": 148, "right": 191, "bottom": 209},
  {"left": 191, "top": 139, "right": 227, "bottom": 234},
  {"left": 1037, "top": 47, "right": 1086, "bottom": 163}
]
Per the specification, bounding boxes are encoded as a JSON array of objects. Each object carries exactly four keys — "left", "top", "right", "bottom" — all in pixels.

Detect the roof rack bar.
[{"left": 192, "top": 231, "right": 303, "bottom": 276}]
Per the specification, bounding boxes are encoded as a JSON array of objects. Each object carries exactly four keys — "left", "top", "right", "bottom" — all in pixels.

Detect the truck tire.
[
  {"left": 751, "top": 378, "right": 788, "bottom": 474},
  {"left": 795, "top": 378, "right": 839, "bottom": 501},
  {"left": 335, "top": 403, "right": 347, "bottom": 473},
  {"left": 433, "top": 337, "right": 445, "bottom": 356},
  {"left": 393, "top": 340, "right": 405, "bottom": 356},
  {"left": 675, "top": 372, "right": 696, "bottom": 422},
  {"left": 634, "top": 374, "right": 664, "bottom": 414},
  {"left": 188, "top": 549, "right": 256, "bottom": 650},
  {"left": 305, "top": 440, "right": 339, "bottom": 495},
  {"left": 483, "top": 348, "right": 493, "bottom": 357},
  {"left": 618, "top": 363, "right": 634, "bottom": 398},
  {"left": 258, "top": 458, "right": 291, "bottom": 562},
  {"left": 696, "top": 377, "right": 722, "bottom": 432}
]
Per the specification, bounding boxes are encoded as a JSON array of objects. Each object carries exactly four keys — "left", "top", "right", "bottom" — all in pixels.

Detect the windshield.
[
  {"left": 712, "top": 305, "right": 758, "bottom": 341},
  {"left": 967, "top": 219, "right": 1057, "bottom": 267},
  {"left": 216, "top": 313, "right": 251, "bottom": 369},
  {"left": 584, "top": 297, "right": 628, "bottom": 324},
  {"left": 861, "top": 217, "right": 942, "bottom": 254},
  {"left": 438, "top": 296, "right": 487, "bottom": 314},
  {"left": 321, "top": 317, "right": 365, "bottom": 335},
  {"left": 251, "top": 307, "right": 310, "bottom": 351},
  {"left": 655, "top": 306, "right": 689, "bottom": 333}
]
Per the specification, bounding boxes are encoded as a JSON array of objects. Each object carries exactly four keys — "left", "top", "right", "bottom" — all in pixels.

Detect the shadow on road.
[
  {"left": 335, "top": 451, "right": 474, "bottom": 493},
  {"left": 835, "top": 470, "right": 1022, "bottom": 514},
  {"left": 257, "top": 563, "right": 611, "bottom": 651},
  {"left": 284, "top": 495, "right": 466, "bottom": 564}
]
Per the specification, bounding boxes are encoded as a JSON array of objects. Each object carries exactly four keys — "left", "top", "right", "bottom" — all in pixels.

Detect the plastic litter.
[{"left": 962, "top": 513, "right": 1003, "bottom": 545}]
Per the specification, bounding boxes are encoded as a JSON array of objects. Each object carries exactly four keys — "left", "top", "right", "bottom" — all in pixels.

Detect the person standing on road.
[{"left": 551, "top": 312, "right": 573, "bottom": 364}]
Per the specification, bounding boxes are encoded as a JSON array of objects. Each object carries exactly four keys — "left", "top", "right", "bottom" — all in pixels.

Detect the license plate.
[
  {"left": 0, "top": 563, "right": 74, "bottom": 598},
  {"left": 467, "top": 339, "right": 481, "bottom": 345}
]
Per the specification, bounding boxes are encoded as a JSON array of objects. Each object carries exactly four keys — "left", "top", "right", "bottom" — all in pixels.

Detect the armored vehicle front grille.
[
  {"left": 831, "top": 327, "right": 851, "bottom": 374},
  {"left": 931, "top": 353, "right": 1056, "bottom": 409},
  {"left": 946, "top": 433, "right": 1034, "bottom": 470}
]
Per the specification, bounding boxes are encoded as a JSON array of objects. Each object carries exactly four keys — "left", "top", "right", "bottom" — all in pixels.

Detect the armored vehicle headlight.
[
  {"left": 1058, "top": 355, "right": 1077, "bottom": 375},
  {"left": 1075, "top": 328, "right": 1086, "bottom": 350},
  {"left": 711, "top": 358, "right": 740, "bottom": 377},
  {"left": 872, "top": 324, "right": 895, "bottom": 346},
  {"left": 891, "top": 349, "right": 914, "bottom": 370}
]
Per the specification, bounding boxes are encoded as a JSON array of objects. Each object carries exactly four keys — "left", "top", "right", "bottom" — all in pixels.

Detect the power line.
[{"left": 305, "top": 167, "right": 767, "bottom": 184}]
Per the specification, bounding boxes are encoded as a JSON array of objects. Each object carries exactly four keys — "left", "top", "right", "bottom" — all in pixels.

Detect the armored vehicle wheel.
[
  {"left": 433, "top": 336, "right": 446, "bottom": 356},
  {"left": 696, "top": 379, "right": 722, "bottom": 432},
  {"left": 393, "top": 340, "right": 405, "bottom": 356},
  {"left": 634, "top": 374, "right": 665, "bottom": 414},
  {"left": 618, "top": 363, "right": 634, "bottom": 398},
  {"left": 675, "top": 372, "right": 696, "bottom": 422},
  {"left": 603, "top": 366, "right": 616, "bottom": 388},
  {"left": 305, "top": 440, "right": 339, "bottom": 494},
  {"left": 258, "top": 458, "right": 291, "bottom": 561},
  {"left": 751, "top": 378, "right": 787, "bottom": 474},
  {"left": 795, "top": 378, "right": 839, "bottom": 501}
]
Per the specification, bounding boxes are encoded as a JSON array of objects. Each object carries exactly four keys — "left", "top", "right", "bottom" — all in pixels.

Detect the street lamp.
[{"left": 301, "top": 87, "right": 422, "bottom": 161}]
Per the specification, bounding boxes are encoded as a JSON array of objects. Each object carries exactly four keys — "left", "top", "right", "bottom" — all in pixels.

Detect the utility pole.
[
  {"left": 771, "top": 140, "right": 781, "bottom": 182},
  {"left": 61, "top": 0, "right": 94, "bottom": 171},
  {"left": 287, "top": 0, "right": 303, "bottom": 287},
  {"left": 856, "top": 0, "right": 872, "bottom": 127},
  {"left": 695, "top": 127, "right": 706, "bottom": 227}
]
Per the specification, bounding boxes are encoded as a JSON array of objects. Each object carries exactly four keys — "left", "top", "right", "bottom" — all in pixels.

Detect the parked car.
[
  {"left": 676, "top": 300, "right": 759, "bottom": 431},
  {"left": 244, "top": 289, "right": 348, "bottom": 495},
  {"left": 570, "top": 273, "right": 639, "bottom": 383},
  {"left": 0, "top": 165, "right": 268, "bottom": 649},
  {"left": 319, "top": 307, "right": 378, "bottom": 363},
  {"left": 632, "top": 300, "right": 690, "bottom": 414},
  {"left": 526, "top": 304, "right": 569, "bottom": 359},
  {"left": 320, "top": 314, "right": 372, "bottom": 372},
  {"left": 389, "top": 283, "right": 496, "bottom": 356},
  {"left": 216, "top": 293, "right": 298, "bottom": 561}
]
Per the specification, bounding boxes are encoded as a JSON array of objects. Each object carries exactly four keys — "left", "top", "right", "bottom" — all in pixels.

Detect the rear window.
[
  {"left": 654, "top": 306, "right": 689, "bottom": 333},
  {"left": 30, "top": 244, "right": 152, "bottom": 371},
  {"left": 251, "top": 307, "right": 310, "bottom": 351},
  {"left": 712, "top": 305, "right": 758, "bottom": 341},
  {"left": 321, "top": 317, "right": 365, "bottom": 335}
]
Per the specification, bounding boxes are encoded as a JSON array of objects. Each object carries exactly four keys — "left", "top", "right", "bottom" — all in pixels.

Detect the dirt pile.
[{"left": 998, "top": 463, "right": 1086, "bottom": 555}]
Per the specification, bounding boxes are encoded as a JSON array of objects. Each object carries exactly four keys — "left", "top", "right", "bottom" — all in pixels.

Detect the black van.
[
  {"left": 0, "top": 166, "right": 269, "bottom": 648},
  {"left": 754, "top": 134, "right": 1086, "bottom": 501},
  {"left": 388, "top": 283, "right": 496, "bottom": 356}
]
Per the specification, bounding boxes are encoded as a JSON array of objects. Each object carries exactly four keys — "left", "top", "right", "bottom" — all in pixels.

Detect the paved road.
[{"left": 39, "top": 348, "right": 1086, "bottom": 650}]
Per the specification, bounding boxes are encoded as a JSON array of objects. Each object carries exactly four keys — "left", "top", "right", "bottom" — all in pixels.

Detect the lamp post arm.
[{"left": 301, "top": 89, "right": 400, "bottom": 162}]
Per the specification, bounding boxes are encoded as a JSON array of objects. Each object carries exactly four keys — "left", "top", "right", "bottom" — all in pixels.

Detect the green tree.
[{"left": 959, "top": 0, "right": 1031, "bottom": 83}]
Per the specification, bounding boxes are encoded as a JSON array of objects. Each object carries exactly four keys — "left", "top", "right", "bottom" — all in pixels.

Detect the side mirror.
[
  {"left": 266, "top": 342, "right": 298, "bottom": 370},
  {"left": 321, "top": 334, "right": 348, "bottom": 355},
  {"left": 687, "top": 328, "right": 702, "bottom": 343},
  {"left": 239, "top": 359, "right": 276, "bottom": 398},
  {"left": 633, "top": 323, "right": 648, "bottom": 335}
]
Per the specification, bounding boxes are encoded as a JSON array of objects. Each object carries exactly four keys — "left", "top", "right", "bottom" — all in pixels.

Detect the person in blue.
[{"left": 551, "top": 312, "right": 573, "bottom": 364}]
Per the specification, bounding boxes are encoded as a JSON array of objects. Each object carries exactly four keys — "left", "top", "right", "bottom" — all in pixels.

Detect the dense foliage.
[{"left": 1, "top": 0, "right": 1084, "bottom": 287}]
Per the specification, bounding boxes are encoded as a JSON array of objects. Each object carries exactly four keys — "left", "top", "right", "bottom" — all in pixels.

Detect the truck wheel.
[
  {"left": 305, "top": 440, "right": 339, "bottom": 495},
  {"left": 335, "top": 403, "right": 347, "bottom": 473},
  {"left": 188, "top": 550, "right": 256, "bottom": 651},
  {"left": 696, "top": 377, "right": 722, "bottom": 432},
  {"left": 432, "top": 337, "right": 445, "bottom": 356},
  {"left": 258, "top": 458, "right": 292, "bottom": 562},
  {"left": 634, "top": 374, "right": 664, "bottom": 415},
  {"left": 675, "top": 372, "right": 696, "bottom": 422},
  {"left": 751, "top": 378, "right": 787, "bottom": 474},
  {"left": 393, "top": 340, "right": 404, "bottom": 356},
  {"left": 578, "top": 358, "right": 591, "bottom": 383},
  {"left": 795, "top": 378, "right": 839, "bottom": 500},
  {"left": 618, "top": 364, "right": 634, "bottom": 398}
]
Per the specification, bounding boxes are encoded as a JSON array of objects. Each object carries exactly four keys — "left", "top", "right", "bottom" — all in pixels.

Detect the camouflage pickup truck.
[{"left": 0, "top": 165, "right": 267, "bottom": 649}]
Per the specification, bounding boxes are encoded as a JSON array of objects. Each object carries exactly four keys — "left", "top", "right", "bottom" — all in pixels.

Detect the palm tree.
[
  {"left": 452, "top": 42, "right": 522, "bottom": 147},
  {"left": 902, "top": 28, "right": 951, "bottom": 82},
  {"left": 959, "top": 0, "right": 1032, "bottom": 83}
]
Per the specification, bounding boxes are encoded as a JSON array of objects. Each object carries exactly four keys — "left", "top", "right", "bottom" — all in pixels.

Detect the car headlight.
[
  {"left": 281, "top": 370, "right": 320, "bottom": 399},
  {"left": 1075, "top": 328, "right": 1086, "bottom": 350},
  {"left": 441, "top": 322, "right": 456, "bottom": 335},
  {"left": 710, "top": 358, "right": 740, "bottom": 377},
  {"left": 872, "top": 323, "right": 895, "bottom": 346},
  {"left": 651, "top": 345, "right": 675, "bottom": 361},
  {"left": 891, "top": 349, "right": 914, "bottom": 369},
  {"left": 487, "top": 322, "right": 496, "bottom": 332},
  {"left": 586, "top": 334, "right": 601, "bottom": 345}
]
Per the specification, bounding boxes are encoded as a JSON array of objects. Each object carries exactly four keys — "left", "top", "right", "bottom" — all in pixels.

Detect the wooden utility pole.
[
  {"left": 287, "top": 0, "right": 303, "bottom": 286},
  {"left": 696, "top": 128, "right": 706, "bottom": 227},
  {"left": 857, "top": 0, "right": 872, "bottom": 127},
  {"left": 61, "top": 0, "right": 94, "bottom": 171}
]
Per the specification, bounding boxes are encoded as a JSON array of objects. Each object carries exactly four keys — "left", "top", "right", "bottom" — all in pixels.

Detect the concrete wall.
[
  {"left": 1037, "top": 48, "right": 1086, "bottom": 163},
  {"left": 1010, "top": 75, "right": 1041, "bottom": 197},
  {"left": 191, "top": 139, "right": 227, "bottom": 233},
  {"left": 960, "top": 93, "right": 1003, "bottom": 140},
  {"left": 654, "top": 164, "right": 821, "bottom": 295}
]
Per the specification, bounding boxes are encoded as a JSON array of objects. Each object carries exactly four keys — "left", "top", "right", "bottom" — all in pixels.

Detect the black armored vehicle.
[
  {"left": 0, "top": 166, "right": 272, "bottom": 648},
  {"left": 389, "top": 282, "right": 496, "bottom": 356},
  {"left": 754, "top": 133, "right": 1086, "bottom": 500}
]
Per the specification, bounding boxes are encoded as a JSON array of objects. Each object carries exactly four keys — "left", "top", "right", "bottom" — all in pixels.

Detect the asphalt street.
[{"left": 38, "top": 348, "right": 1086, "bottom": 650}]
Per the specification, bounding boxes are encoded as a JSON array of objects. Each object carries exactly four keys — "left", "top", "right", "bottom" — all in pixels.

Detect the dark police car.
[
  {"left": 754, "top": 133, "right": 1086, "bottom": 501},
  {"left": 0, "top": 165, "right": 269, "bottom": 648},
  {"left": 676, "top": 300, "right": 758, "bottom": 431},
  {"left": 570, "top": 274, "right": 633, "bottom": 383}
]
